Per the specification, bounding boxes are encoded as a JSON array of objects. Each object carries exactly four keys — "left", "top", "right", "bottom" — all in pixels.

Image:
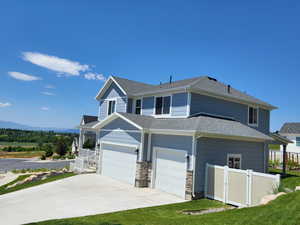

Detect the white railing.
[
  {"left": 70, "top": 148, "right": 98, "bottom": 172},
  {"left": 205, "top": 163, "right": 280, "bottom": 207}
]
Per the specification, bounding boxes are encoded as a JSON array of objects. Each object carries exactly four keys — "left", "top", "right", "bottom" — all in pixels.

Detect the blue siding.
[
  {"left": 116, "top": 97, "right": 127, "bottom": 112},
  {"left": 99, "top": 101, "right": 107, "bottom": 121},
  {"left": 150, "top": 134, "right": 193, "bottom": 161},
  {"left": 171, "top": 92, "right": 188, "bottom": 116},
  {"left": 194, "top": 137, "right": 265, "bottom": 193},
  {"left": 99, "top": 130, "right": 141, "bottom": 145},
  {"left": 102, "top": 117, "right": 139, "bottom": 131},
  {"left": 102, "top": 82, "right": 125, "bottom": 99},
  {"left": 190, "top": 93, "right": 270, "bottom": 134},
  {"left": 142, "top": 96, "right": 154, "bottom": 115}
]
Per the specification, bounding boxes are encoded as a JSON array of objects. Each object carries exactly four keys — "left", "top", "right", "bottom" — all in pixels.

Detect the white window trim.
[
  {"left": 153, "top": 95, "right": 172, "bottom": 116},
  {"left": 134, "top": 98, "right": 143, "bottom": 115},
  {"left": 227, "top": 153, "right": 242, "bottom": 169},
  {"left": 107, "top": 98, "right": 117, "bottom": 116},
  {"left": 248, "top": 106, "right": 259, "bottom": 127}
]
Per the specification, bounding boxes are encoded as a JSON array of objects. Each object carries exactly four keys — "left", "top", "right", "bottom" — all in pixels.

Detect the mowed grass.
[
  {"left": 0, "top": 172, "right": 76, "bottom": 195},
  {"left": 0, "top": 150, "right": 44, "bottom": 158},
  {"left": 269, "top": 144, "right": 280, "bottom": 150},
  {"left": 29, "top": 170, "right": 300, "bottom": 225}
]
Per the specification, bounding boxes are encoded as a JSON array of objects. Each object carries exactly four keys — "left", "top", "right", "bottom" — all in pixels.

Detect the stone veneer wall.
[
  {"left": 135, "top": 161, "right": 152, "bottom": 188},
  {"left": 185, "top": 170, "right": 193, "bottom": 200}
]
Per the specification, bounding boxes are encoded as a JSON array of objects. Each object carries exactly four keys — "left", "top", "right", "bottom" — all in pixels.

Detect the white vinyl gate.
[
  {"left": 153, "top": 148, "right": 187, "bottom": 198},
  {"left": 101, "top": 143, "right": 138, "bottom": 185},
  {"left": 205, "top": 163, "right": 280, "bottom": 207}
]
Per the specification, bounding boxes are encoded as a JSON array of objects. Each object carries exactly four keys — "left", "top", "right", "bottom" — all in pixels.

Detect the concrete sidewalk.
[{"left": 0, "top": 174, "right": 185, "bottom": 225}]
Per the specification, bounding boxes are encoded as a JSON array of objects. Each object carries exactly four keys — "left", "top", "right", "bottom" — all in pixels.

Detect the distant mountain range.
[{"left": 0, "top": 120, "right": 79, "bottom": 133}]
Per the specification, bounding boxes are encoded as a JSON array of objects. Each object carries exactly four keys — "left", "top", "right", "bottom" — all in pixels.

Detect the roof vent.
[
  {"left": 207, "top": 76, "right": 217, "bottom": 82},
  {"left": 227, "top": 85, "right": 231, "bottom": 93}
]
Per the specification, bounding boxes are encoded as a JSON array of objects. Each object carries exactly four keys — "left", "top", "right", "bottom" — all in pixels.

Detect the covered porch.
[{"left": 70, "top": 115, "right": 100, "bottom": 173}]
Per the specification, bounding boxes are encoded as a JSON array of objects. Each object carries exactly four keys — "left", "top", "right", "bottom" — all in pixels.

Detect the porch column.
[{"left": 79, "top": 128, "right": 84, "bottom": 148}]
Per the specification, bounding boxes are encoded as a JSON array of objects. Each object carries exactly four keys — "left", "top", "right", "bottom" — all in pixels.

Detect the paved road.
[
  {"left": 0, "top": 174, "right": 185, "bottom": 225},
  {"left": 0, "top": 158, "right": 72, "bottom": 172}
]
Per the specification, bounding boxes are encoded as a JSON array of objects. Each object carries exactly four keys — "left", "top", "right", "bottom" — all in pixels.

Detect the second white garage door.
[
  {"left": 101, "top": 143, "right": 138, "bottom": 185},
  {"left": 154, "top": 148, "right": 187, "bottom": 198}
]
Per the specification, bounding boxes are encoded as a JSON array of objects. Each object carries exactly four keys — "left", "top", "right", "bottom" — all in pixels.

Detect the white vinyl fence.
[
  {"left": 205, "top": 163, "right": 280, "bottom": 207},
  {"left": 70, "top": 148, "right": 98, "bottom": 173},
  {"left": 269, "top": 150, "right": 300, "bottom": 164}
]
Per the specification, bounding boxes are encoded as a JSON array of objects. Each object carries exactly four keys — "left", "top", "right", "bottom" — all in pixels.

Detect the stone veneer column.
[
  {"left": 135, "top": 161, "right": 152, "bottom": 188},
  {"left": 185, "top": 170, "right": 193, "bottom": 200}
]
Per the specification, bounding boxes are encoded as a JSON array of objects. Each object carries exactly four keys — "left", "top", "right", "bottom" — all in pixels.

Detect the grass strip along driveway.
[
  {"left": 0, "top": 172, "right": 76, "bottom": 195},
  {"left": 29, "top": 170, "right": 300, "bottom": 225}
]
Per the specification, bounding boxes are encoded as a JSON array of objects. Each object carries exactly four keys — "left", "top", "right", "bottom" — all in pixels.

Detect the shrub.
[
  {"left": 83, "top": 139, "right": 95, "bottom": 149},
  {"left": 40, "top": 154, "right": 46, "bottom": 160}
]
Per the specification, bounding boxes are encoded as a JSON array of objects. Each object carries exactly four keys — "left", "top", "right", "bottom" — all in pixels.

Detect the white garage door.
[
  {"left": 154, "top": 148, "right": 187, "bottom": 198},
  {"left": 101, "top": 143, "right": 138, "bottom": 185}
]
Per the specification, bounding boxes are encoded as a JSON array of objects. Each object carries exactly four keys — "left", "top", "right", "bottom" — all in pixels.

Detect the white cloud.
[
  {"left": 41, "top": 107, "right": 49, "bottom": 111},
  {"left": 22, "top": 52, "right": 89, "bottom": 76},
  {"left": 41, "top": 92, "right": 55, "bottom": 96},
  {"left": 84, "top": 72, "right": 106, "bottom": 81},
  {"left": 8, "top": 71, "right": 41, "bottom": 81},
  {"left": 45, "top": 85, "right": 55, "bottom": 89},
  {"left": 0, "top": 102, "right": 11, "bottom": 108}
]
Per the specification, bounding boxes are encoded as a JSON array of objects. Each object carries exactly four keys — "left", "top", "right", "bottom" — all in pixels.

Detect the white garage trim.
[{"left": 100, "top": 141, "right": 139, "bottom": 148}]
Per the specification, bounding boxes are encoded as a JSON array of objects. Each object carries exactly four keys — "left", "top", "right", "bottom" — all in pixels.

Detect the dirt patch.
[{"left": 182, "top": 206, "right": 235, "bottom": 215}]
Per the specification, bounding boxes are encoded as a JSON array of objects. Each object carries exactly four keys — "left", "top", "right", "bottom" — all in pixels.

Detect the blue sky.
[{"left": 0, "top": 1, "right": 299, "bottom": 130}]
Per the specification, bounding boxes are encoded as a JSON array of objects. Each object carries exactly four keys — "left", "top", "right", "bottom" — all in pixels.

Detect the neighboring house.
[
  {"left": 279, "top": 123, "right": 300, "bottom": 153},
  {"left": 78, "top": 75, "right": 276, "bottom": 200}
]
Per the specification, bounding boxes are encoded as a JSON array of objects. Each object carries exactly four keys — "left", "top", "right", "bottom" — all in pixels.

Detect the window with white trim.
[
  {"left": 296, "top": 137, "right": 300, "bottom": 147},
  {"left": 108, "top": 100, "right": 116, "bottom": 115},
  {"left": 135, "top": 99, "right": 141, "bottom": 115},
  {"left": 248, "top": 106, "right": 258, "bottom": 126},
  {"left": 227, "top": 154, "right": 241, "bottom": 169},
  {"left": 155, "top": 96, "right": 171, "bottom": 115}
]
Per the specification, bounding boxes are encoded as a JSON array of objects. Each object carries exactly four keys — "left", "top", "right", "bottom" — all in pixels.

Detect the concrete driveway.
[{"left": 0, "top": 174, "right": 185, "bottom": 225}]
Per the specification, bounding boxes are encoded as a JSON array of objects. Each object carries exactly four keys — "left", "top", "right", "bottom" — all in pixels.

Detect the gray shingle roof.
[
  {"left": 280, "top": 123, "right": 300, "bottom": 134},
  {"left": 82, "top": 115, "right": 98, "bottom": 125},
  {"left": 117, "top": 112, "right": 272, "bottom": 141},
  {"left": 110, "top": 75, "right": 276, "bottom": 109}
]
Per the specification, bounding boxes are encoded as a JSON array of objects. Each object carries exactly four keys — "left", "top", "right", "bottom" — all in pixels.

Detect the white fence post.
[
  {"left": 246, "top": 169, "right": 253, "bottom": 207},
  {"left": 223, "top": 165, "right": 229, "bottom": 204}
]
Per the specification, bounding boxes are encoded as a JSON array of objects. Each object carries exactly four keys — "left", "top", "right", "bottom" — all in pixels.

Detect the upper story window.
[
  {"left": 296, "top": 137, "right": 300, "bottom": 147},
  {"left": 135, "top": 99, "right": 142, "bottom": 115},
  {"left": 227, "top": 154, "right": 241, "bottom": 169},
  {"left": 155, "top": 96, "right": 171, "bottom": 115},
  {"left": 108, "top": 100, "right": 116, "bottom": 116},
  {"left": 248, "top": 106, "right": 258, "bottom": 126}
]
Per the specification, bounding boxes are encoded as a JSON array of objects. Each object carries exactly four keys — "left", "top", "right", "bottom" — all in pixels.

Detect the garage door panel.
[
  {"left": 101, "top": 143, "right": 137, "bottom": 185},
  {"left": 154, "top": 148, "right": 186, "bottom": 198}
]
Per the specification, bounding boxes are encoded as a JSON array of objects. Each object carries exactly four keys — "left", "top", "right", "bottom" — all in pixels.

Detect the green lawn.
[
  {"left": 28, "top": 170, "right": 300, "bottom": 225},
  {"left": 0, "top": 172, "right": 76, "bottom": 195},
  {"left": 269, "top": 144, "right": 280, "bottom": 150}
]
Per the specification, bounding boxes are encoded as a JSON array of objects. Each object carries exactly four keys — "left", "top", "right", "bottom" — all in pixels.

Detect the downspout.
[{"left": 192, "top": 133, "right": 197, "bottom": 198}]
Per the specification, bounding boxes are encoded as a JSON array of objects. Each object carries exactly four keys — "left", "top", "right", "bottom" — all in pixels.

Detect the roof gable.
[{"left": 280, "top": 123, "right": 300, "bottom": 134}]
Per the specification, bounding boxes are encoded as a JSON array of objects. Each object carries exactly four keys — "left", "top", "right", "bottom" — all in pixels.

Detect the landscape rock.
[
  {"left": 295, "top": 186, "right": 300, "bottom": 191},
  {"left": 260, "top": 192, "right": 286, "bottom": 205}
]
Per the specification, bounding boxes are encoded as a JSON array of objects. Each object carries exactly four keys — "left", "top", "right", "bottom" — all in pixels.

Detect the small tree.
[
  {"left": 55, "top": 137, "right": 68, "bottom": 156},
  {"left": 43, "top": 143, "right": 53, "bottom": 157}
]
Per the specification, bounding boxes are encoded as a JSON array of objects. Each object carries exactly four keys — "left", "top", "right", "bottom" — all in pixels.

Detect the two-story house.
[
  {"left": 279, "top": 123, "right": 300, "bottom": 153},
  {"left": 78, "top": 75, "right": 275, "bottom": 200}
]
